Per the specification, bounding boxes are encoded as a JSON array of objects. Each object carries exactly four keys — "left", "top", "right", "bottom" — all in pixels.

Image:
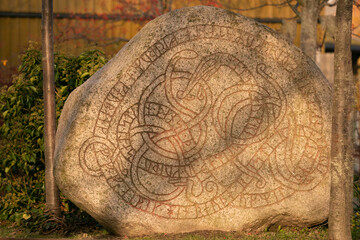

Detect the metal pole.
[{"left": 42, "top": 0, "right": 60, "bottom": 217}]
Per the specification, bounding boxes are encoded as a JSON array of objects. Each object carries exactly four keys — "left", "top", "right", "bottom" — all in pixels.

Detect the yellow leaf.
[{"left": 22, "top": 213, "right": 31, "bottom": 220}]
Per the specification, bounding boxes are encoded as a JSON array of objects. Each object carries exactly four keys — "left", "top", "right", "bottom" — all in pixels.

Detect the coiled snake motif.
[{"left": 79, "top": 49, "right": 328, "bottom": 219}]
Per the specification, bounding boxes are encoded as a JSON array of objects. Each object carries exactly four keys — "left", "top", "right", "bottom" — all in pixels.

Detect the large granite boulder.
[{"left": 54, "top": 6, "right": 331, "bottom": 236}]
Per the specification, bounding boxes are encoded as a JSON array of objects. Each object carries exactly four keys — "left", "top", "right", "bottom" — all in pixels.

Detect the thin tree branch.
[
  {"left": 167, "top": 0, "right": 173, "bottom": 12},
  {"left": 58, "top": 33, "right": 130, "bottom": 45},
  {"left": 287, "top": 1, "right": 301, "bottom": 18},
  {"left": 222, "top": 0, "right": 293, "bottom": 12},
  {"left": 320, "top": 0, "right": 329, "bottom": 8},
  {"left": 97, "top": 37, "right": 130, "bottom": 46},
  {"left": 352, "top": 32, "right": 360, "bottom": 39},
  {"left": 353, "top": 24, "right": 360, "bottom": 30}
]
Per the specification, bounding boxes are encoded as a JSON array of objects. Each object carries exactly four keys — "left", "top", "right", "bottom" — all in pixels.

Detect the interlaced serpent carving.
[{"left": 78, "top": 25, "right": 329, "bottom": 219}]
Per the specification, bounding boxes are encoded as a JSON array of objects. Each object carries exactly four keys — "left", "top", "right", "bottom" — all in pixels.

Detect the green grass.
[{"left": 0, "top": 223, "right": 328, "bottom": 239}]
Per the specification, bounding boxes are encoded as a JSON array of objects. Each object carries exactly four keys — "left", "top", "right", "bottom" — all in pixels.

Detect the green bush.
[
  {"left": 353, "top": 177, "right": 360, "bottom": 238},
  {"left": 0, "top": 43, "right": 108, "bottom": 232}
]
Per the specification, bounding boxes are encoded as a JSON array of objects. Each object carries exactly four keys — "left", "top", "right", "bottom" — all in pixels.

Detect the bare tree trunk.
[
  {"left": 300, "top": 0, "right": 322, "bottom": 61},
  {"left": 329, "top": 0, "right": 354, "bottom": 239},
  {"left": 42, "top": 0, "right": 60, "bottom": 218}
]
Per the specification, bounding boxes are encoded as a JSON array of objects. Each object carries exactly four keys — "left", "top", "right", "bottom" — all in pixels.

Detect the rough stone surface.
[{"left": 55, "top": 6, "right": 332, "bottom": 237}]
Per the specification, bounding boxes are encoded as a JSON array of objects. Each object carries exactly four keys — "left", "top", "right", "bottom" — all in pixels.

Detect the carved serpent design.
[{"left": 79, "top": 48, "right": 328, "bottom": 218}]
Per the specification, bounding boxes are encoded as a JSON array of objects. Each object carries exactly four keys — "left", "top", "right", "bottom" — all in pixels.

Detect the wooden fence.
[{"left": 0, "top": 0, "right": 298, "bottom": 69}]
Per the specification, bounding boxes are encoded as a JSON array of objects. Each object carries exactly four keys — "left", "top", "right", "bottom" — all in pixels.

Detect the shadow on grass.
[{"left": 0, "top": 223, "right": 329, "bottom": 240}]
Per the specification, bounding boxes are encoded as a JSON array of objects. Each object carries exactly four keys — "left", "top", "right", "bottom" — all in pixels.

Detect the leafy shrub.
[
  {"left": 0, "top": 43, "right": 108, "bottom": 231},
  {"left": 353, "top": 177, "right": 360, "bottom": 238}
]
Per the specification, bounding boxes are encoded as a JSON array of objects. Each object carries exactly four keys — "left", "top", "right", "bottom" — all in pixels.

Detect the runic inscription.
[{"left": 78, "top": 24, "right": 329, "bottom": 219}]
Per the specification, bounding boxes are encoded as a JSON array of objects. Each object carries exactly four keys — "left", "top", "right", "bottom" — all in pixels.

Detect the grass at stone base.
[
  {"left": 0, "top": 222, "right": 330, "bottom": 240},
  {"left": 125, "top": 227, "right": 328, "bottom": 240}
]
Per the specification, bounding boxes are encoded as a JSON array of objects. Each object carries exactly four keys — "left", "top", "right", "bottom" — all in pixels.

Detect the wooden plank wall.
[{"left": 0, "top": 0, "right": 298, "bottom": 68}]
